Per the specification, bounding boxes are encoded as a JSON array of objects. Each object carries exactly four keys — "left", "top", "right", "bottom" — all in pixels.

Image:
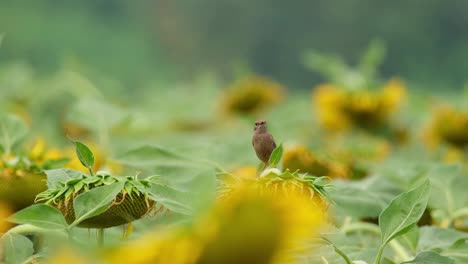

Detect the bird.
[{"left": 252, "top": 119, "right": 277, "bottom": 166}]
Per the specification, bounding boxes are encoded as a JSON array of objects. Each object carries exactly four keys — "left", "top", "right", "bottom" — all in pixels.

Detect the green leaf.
[
  {"left": 115, "top": 145, "right": 194, "bottom": 168},
  {"left": 396, "top": 225, "right": 419, "bottom": 254},
  {"left": 427, "top": 165, "right": 468, "bottom": 220},
  {"left": 441, "top": 238, "right": 468, "bottom": 263},
  {"left": 144, "top": 183, "right": 193, "bottom": 215},
  {"left": 358, "top": 39, "right": 386, "bottom": 83},
  {"left": 379, "top": 179, "right": 430, "bottom": 246},
  {"left": 70, "top": 182, "right": 124, "bottom": 228},
  {"left": 67, "top": 98, "right": 128, "bottom": 133},
  {"left": 322, "top": 236, "right": 354, "bottom": 264},
  {"left": 0, "top": 233, "right": 34, "bottom": 264},
  {"left": 331, "top": 176, "right": 401, "bottom": 218},
  {"left": 402, "top": 251, "right": 455, "bottom": 264},
  {"left": 0, "top": 114, "right": 28, "bottom": 155},
  {"left": 322, "top": 232, "right": 379, "bottom": 264},
  {"left": 302, "top": 50, "right": 348, "bottom": 84},
  {"left": 72, "top": 141, "right": 95, "bottom": 169},
  {"left": 268, "top": 143, "right": 283, "bottom": 167},
  {"left": 44, "top": 169, "right": 85, "bottom": 189},
  {"left": 41, "top": 158, "right": 70, "bottom": 170},
  {"left": 8, "top": 204, "right": 68, "bottom": 230},
  {"left": 417, "top": 226, "right": 468, "bottom": 253}
]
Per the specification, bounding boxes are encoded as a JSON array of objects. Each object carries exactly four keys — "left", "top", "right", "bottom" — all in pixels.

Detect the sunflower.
[
  {"left": 313, "top": 78, "right": 406, "bottom": 134},
  {"left": 47, "top": 247, "right": 90, "bottom": 264},
  {"left": 104, "top": 227, "right": 201, "bottom": 264},
  {"left": 282, "top": 145, "right": 350, "bottom": 179},
  {"left": 28, "top": 137, "right": 67, "bottom": 167},
  {"left": 425, "top": 106, "right": 468, "bottom": 150},
  {"left": 423, "top": 106, "right": 468, "bottom": 162},
  {"left": 0, "top": 202, "right": 13, "bottom": 233},
  {"left": 0, "top": 136, "right": 73, "bottom": 212},
  {"left": 220, "top": 76, "right": 284, "bottom": 115},
  {"left": 106, "top": 169, "right": 329, "bottom": 264},
  {"left": 230, "top": 165, "right": 257, "bottom": 179}
]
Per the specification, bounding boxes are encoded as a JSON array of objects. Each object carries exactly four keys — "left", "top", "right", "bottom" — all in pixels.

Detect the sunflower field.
[{"left": 1, "top": 2, "right": 468, "bottom": 264}]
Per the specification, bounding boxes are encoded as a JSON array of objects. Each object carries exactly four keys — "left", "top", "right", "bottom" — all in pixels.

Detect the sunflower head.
[
  {"left": 220, "top": 76, "right": 284, "bottom": 115},
  {"left": 313, "top": 78, "right": 406, "bottom": 133},
  {"left": 230, "top": 165, "right": 258, "bottom": 180},
  {"left": 0, "top": 202, "right": 14, "bottom": 233},
  {"left": 215, "top": 169, "right": 330, "bottom": 263},
  {"left": 282, "top": 145, "right": 350, "bottom": 179},
  {"left": 0, "top": 137, "right": 66, "bottom": 211},
  {"left": 426, "top": 106, "right": 468, "bottom": 150},
  {"left": 28, "top": 137, "right": 69, "bottom": 167},
  {"left": 35, "top": 172, "right": 160, "bottom": 228},
  {"left": 220, "top": 168, "right": 331, "bottom": 210},
  {"left": 106, "top": 169, "right": 329, "bottom": 264},
  {"left": 312, "top": 84, "right": 350, "bottom": 131},
  {"left": 105, "top": 227, "right": 201, "bottom": 264}
]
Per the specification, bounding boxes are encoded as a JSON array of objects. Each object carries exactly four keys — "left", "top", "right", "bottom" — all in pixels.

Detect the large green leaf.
[
  {"left": 427, "top": 165, "right": 468, "bottom": 220},
  {"left": 142, "top": 169, "right": 216, "bottom": 215},
  {"left": 70, "top": 182, "right": 124, "bottom": 228},
  {"left": 0, "top": 233, "right": 34, "bottom": 264},
  {"left": 331, "top": 176, "right": 401, "bottom": 218},
  {"left": 402, "top": 251, "right": 454, "bottom": 264},
  {"left": 44, "top": 169, "right": 85, "bottom": 189},
  {"left": 396, "top": 225, "right": 419, "bottom": 255},
  {"left": 379, "top": 179, "right": 430, "bottom": 246},
  {"left": 417, "top": 227, "right": 468, "bottom": 253},
  {"left": 67, "top": 98, "right": 128, "bottom": 133},
  {"left": 144, "top": 183, "right": 193, "bottom": 215},
  {"left": 9, "top": 204, "right": 68, "bottom": 230},
  {"left": 322, "top": 232, "right": 379, "bottom": 264},
  {"left": 72, "top": 141, "right": 95, "bottom": 170},
  {"left": 441, "top": 238, "right": 468, "bottom": 263},
  {"left": 0, "top": 114, "right": 28, "bottom": 155},
  {"left": 115, "top": 145, "right": 196, "bottom": 168}
]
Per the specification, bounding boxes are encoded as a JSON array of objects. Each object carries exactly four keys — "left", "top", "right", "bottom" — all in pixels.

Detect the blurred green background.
[{"left": 1, "top": 0, "right": 468, "bottom": 93}]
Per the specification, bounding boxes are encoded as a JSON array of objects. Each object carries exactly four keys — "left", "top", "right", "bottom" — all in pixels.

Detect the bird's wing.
[{"left": 269, "top": 134, "right": 277, "bottom": 149}]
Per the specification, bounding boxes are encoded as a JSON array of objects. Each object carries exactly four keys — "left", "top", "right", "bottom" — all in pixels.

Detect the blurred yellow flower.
[
  {"left": 312, "top": 78, "right": 406, "bottom": 133},
  {"left": 312, "top": 84, "right": 350, "bottom": 131},
  {"left": 0, "top": 202, "right": 13, "bottom": 233},
  {"left": 425, "top": 106, "right": 468, "bottom": 150},
  {"left": 282, "top": 145, "right": 350, "bottom": 179},
  {"left": 106, "top": 171, "right": 328, "bottom": 264},
  {"left": 443, "top": 147, "right": 464, "bottom": 163},
  {"left": 230, "top": 165, "right": 257, "bottom": 179},
  {"left": 213, "top": 174, "right": 328, "bottom": 264},
  {"left": 0, "top": 151, "right": 47, "bottom": 211},
  {"left": 48, "top": 247, "right": 90, "bottom": 264},
  {"left": 105, "top": 228, "right": 201, "bottom": 264},
  {"left": 29, "top": 137, "right": 65, "bottom": 166},
  {"left": 220, "top": 76, "right": 284, "bottom": 115},
  {"left": 0, "top": 169, "right": 46, "bottom": 211}
]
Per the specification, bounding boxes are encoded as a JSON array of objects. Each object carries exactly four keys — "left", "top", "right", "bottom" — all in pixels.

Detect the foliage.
[{"left": 1, "top": 36, "right": 468, "bottom": 263}]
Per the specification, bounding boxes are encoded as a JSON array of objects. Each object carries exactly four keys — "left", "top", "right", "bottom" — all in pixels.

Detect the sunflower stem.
[
  {"left": 97, "top": 228, "right": 104, "bottom": 247},
  {"left": 374, "top": 244, "right": 385, "bottom": 264},
  {"left": 87, "top": 166, "right": 95, "bottom": 177}
]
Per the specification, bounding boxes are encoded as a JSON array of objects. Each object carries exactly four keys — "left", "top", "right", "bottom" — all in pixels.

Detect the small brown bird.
[{"left": 252, "top": 119, "right": 277, "bottom": 165}]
